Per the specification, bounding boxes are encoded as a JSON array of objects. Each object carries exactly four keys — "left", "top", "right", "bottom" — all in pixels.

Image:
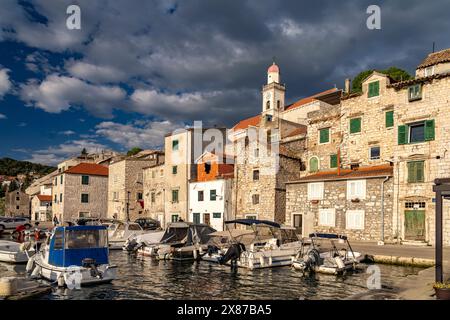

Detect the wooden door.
[
  {"left": 293, "top": 214, "right": 303, "bottom": 235},
  {"left": 203, "top": 213, "right": 210, "bottom": 225},
  {"left": 404, "top": 210, "right": 425, "bottom": 241}
]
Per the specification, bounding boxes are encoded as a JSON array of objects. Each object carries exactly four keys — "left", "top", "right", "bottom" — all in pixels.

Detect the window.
[
  {"left": 346, "top": 210, "right": 365, "bottom": 230},
  {"left": 347, "top": 180, "right": 366, "bottom": 200},
  {"left": 204, "top": 162, "right": 211, "bottom": 174},
  {"left": 210, "top": 190, "right": 217, "bottom": 201},
  {"left": 160, "top": 169, "right": 164, "bottom": 177},
  {"left": 172, "top": 140, "right": 179, "bottom": 151},
  {"left": 399, "top": 120, "right": 435, "bottom": 144},
  {"left": 60, "top": 193, "right": 63, "bottom": 203},
  {"left": 319, "top": 209, "right": 335, "bottom": 227},
  {"left": 252, "top": 194, "right": 259, "bottom": 204},
  {"left": 171, "top": 214, "right": 179, "bottom": 222},
  {"left": 319, "top": 128, "right": 330, "bottom": 144},
  {"left": 55, "top": 177, "right": 57, "bottom": 186},
  {"left": 368, "top": 81, "right": 380, "bottom": 98},
  {"left": 16, "top": 196, "right": 20, "bottom": 201},
  {"left": 193, "top": 213, "right": 200, "bottom": 224},
  {"left": 246, "top": 215, "right": 257, "bottom": 220},
  {"left": 277, "top": 100, "right": 281, "bottom": 109},
  {"left": 81, "top": 175, "right": 89, "bottom": 185},
  {"left": 370, "top": 146, "right": 380, "bottom": 160},
  {"left": 113, "top": 192, "right": 118, "bottom": 200},
  {"left": 60, "top": 175, "right": 63, "bottom": 184},
  {"left": 309, "top": 157, "right": 319, "bottom": 173},
  {"left": 53, "top": 229, "right": 64, "bottom": 249},
  {"left": 172, "top": 190, "right": 179, "bottom": 203},
  {"left": 172, "top": 166, "right": 177, "bottom": 174},
  {"left": 307, "top": 182, "right": 324, "bottom": 200},
  {"left": 137, "top": 192, "right": 143, "bottom": 200},
  {"left": 293, "top": 214, "right": 302, "bottom": 232},
  {"left": 330, "top": 154, "right": 338, "bottom": 168},
  {"left": 198, "top": 191, "right": 204, "bottom": 201},
  {"left": 407, "top": 161, "right": 424, "bottom": 183},
  {"left": 254, "top": 148, "right": 259, "bottom": 158},
  {"left": 54, "top": 194, "right": 57, "bottom": 203},
  {"left": 425, "top": 66, "right": 434, "bottom": 77},
  {"left": 151, "top": 192, "right": 155, "bottom": 203},
  {"left": 213, "top": 212, "right": 221, "bottom": 219},
  {"left": 16, "top": 205, "right": 19, "bottom": 210},
  {"left": 350, "top": 118, "right": 361, "bottom": 134},
  {"left": 253, "top": 169, "right": 260, "bottom": 181},
  {"left": 408, "top": 84, "right": 422, "bottom": 101},
  {"left": 405, "top": 201, "right": 426, "bottom": 209},
  {"left": 385, "top": 111, "right": 394, "bottom": 128},
  {"left": 81, "top": 193, "right": 89, "bottom": 203},
  {"left": 266, "top": 100, "right": 270, "bottom": 110},
  {"left": 265, "top": 114, "right": 272, "bottom": 122}
]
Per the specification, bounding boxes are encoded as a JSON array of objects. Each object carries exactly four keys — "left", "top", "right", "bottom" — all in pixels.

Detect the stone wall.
[
  {"left": 143, "top": 164, "right": 166, "bottom": 225},
  {"left": 5, "top": 190, "right": 30, "bottom": 217},
  {"left": 286, "top": 177, "right": 394, "bottom": 241}
]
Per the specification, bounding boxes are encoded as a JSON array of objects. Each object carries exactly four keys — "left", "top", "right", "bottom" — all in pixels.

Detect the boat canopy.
[
  {"left": 48, "top": 225, "right": 109, "bottom": 267},
  {"left": 225, "top": 219, "right": 281, "bottom": 228},
  {"left": 308, "top": 233, "right": 348, "bottom": 240},
  {"left": 160, "top": 223, "right": 216, "bottom": 245}
]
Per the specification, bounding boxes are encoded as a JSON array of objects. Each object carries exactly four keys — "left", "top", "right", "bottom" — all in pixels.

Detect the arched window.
[
  {"left": 266, "top": 100, "right": 270, "bottom": 109},
  {"left": 277, "top": 100, "right": 281, "bottom": 109},
  {"left": 309, "top": 157, "right": 319, "bottom": 173}
]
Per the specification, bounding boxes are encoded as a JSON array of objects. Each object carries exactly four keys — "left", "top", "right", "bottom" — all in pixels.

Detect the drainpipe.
[{"left": 380, "top": 176, "right": 390, "bottom": 244}]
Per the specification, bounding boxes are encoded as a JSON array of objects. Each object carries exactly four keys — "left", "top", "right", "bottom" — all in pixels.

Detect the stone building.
[
  {"left": 52, "top": 163, "right": 108, "bottom": 223},
  {"left": 188, "top": 151, "right": 234, "bottom": 231},
  {"left": 5, "top": 187, "right": 30, "bottom": 217},
  {"left": 30, "top": 183, "right": 52, "bottom": 221},
  {"left": 107, "top": 150, "right": 164, "bottom": 222},
  {"left": 230, "top": 62, "right": 341, "bottom": 223},
  {"left": 143, "top": 163, "right": 166, "bottom": 225},
  {"left": 164, "top": 127, "right": 227, "bottom": 225}
]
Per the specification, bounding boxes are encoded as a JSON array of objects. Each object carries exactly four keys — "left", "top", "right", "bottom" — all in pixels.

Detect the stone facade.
[
  {"left": 5, "top": 189, "right": 30, "bottom": 217},
  {"left": 143, "top": 163, "right": 166, "bottom": 225}
]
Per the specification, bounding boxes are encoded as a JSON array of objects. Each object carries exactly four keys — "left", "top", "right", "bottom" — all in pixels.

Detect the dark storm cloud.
[{"left": 1, "top": 0, "right": 450, "bottom": 126}]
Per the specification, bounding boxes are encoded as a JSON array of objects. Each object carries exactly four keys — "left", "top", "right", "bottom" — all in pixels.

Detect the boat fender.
[
  {"left": 193, "top": 249, "right": 198, "bottom": 260},
  {"left": 26, "top": 256, "right": 35, "bottom": 273},
  {"left": 57, "top": 274, "right": 65, "bottom": 287},
  {"left": 334, "top": 257, "right": 345, "bottom": 269},
  {"left": 31, "top": 265, "right": 41, "bottom": 278}
]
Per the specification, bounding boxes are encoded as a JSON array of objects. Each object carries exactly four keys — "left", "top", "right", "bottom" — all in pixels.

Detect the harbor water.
[{"left": 0, "top": 249, "right": 423, "bottom": 300}]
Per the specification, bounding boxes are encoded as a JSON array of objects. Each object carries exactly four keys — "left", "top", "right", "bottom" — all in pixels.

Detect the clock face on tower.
[{"left": 265, "top": 92, "right": 271, "bottom": 100}]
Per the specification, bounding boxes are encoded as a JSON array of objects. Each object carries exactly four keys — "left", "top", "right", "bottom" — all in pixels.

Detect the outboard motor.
[
  {"left": 123, "top": 238, "right": 138, "bottom": 252},
  {"left": 207, "top": 245, "right": 219, "bottom": 256},
  {"left": 82, "top": 258, "right": 102, "bottom": 279},
  {"left": 219, "top": 243, "right": 246, "bottom": 266}
]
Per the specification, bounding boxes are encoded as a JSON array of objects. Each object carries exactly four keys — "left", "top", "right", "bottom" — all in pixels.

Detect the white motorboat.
[
  {"left": 137, "top": 222, "right": 216, "bottom": 260},
  {"left": 29, "top": 225, "right": 117, "bottom": 286},
  {"left": 123, "top": 230, "right": 165, "bottom": 252},
  {"left": 202, "top": 219, "right": 303, "bottom": 269},
  {"left": 292, "top": 233, "right": 364, "bottom": 275},
  {"left": 0, "top": 240, "right": 34, "bottom": 263},
  {"left": 108, "top": 221, "right": 148, "bottom": 250}
]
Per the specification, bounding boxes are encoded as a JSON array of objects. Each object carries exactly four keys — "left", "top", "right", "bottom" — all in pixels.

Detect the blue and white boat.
[{"left": 29, "top": 225, "right": 117, "bottom": 286}]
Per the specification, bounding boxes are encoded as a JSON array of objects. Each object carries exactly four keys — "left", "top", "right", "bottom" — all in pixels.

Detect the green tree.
[
  {"left": 351, "top": 67, "right": 412, "bottom": 93},
  {"left": 7, "top": 179, "right": 19, "bottom": 192},
  {"left": 81, "top": 148, "right": 88, "bottom": 156},
  {"left": 0, "top": 197, "right": 5, "bottom": 217},
  {"left": 127, "top": 147, "right": 143, "bottom": 157}
]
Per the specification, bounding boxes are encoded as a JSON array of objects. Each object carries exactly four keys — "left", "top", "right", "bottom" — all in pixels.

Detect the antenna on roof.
[
  {"left": 432, "top": 42, "right": 436, "bottom": 53},
  {"left": 272, "top": 55, "right": 276, "bottom": 64}
]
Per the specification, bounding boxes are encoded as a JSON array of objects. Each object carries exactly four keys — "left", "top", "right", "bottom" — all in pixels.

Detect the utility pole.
[{"left": 126, "top": 191, "right": 130, "bottom": 222}]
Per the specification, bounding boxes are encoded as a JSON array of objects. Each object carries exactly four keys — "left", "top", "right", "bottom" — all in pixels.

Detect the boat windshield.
[
  {"left": 65, "top": 229, "right": 108, "bottom": 249},
  {"left": 128, "top": 224, "right": 142, "bottom": 231},
  {"left": 280, "top": 229, "right": 299, "bottom": 244}
]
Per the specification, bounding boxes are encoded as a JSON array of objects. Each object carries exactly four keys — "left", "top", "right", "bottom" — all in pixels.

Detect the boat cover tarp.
[
  {"left": 160, "top": 223, "right": 216, "bottom": 245},
  {"left": 225, "top": 219, "right": 281, "bottom": 228},
  {"left": 186, "top": 224, "right": 216, "bottom": 245},
  {"left": 309, "top": 233, "right": 347, "bottom": 240}
]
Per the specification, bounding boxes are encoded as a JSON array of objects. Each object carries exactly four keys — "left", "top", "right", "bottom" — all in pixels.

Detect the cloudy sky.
[{"left": 1, "top": 0, "right": 449, "bottom": 165}]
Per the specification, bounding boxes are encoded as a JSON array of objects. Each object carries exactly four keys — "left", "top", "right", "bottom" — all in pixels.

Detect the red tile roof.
[
  {"left": 288, "top": 164, "right": 393, "bottom": 183},
  {"left": 37, "top": 195, "right": 52, "bottom": 201},
  {"left": 232, "top": 114, "right": 261, "bottom": 131},
  {"left": 418, "top": 48, "right": 450, "bottom": 68},
  {"left": 64, "top": 163, "right": 109, "bottom": 176},
  {"left": 284, "top": 88, "right": 338, "bottom": 112}
]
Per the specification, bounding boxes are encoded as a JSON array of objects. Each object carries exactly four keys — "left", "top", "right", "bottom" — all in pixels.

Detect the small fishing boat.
[
  {"left": 0, "top": 240, "right": 34, "bottom": 264},
  {"left": 29, "top": 225, "right": 117, "bottom": 286},
  {"left": 137, "top": 222, "right": 216, "bottom": 260},
  {"left": 108, "top": 221, "right": 148, "bottom": 250},
  {"left": 202, "top": 219, "right": 303, "bottom": 269},
  {"left": 292, "top": 233, "right": 364, "bottom": 275}
]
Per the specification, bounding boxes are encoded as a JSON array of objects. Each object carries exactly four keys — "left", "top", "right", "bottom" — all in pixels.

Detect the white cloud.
[
  {"left": 26, "top": 139, "right": 109, "bottom": 166},
  {"left": 0, "top": 68, "right": 12, "bottom": 98},
  {"left": 59, "top": 130, "right": 76, "bottom": 135},
  {"left": 0, "top": 113, "right": 7, "bottom": 119},
  {"left": 95, "top": 120, "right": 181, "bottom": 149},
  {"left": 20, "top": 74, "right": 126, "bottom": 118},
  {"left": 66, "top": 61, "right": 127, "bottom": 83}
]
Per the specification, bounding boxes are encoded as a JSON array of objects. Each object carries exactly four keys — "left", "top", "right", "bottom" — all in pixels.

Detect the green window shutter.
[
  {"left": 350, "top": 118, "right": 361, "bottom": 134},
  {"left": 319, "top": 128, "right": 330, "bottom": 143},
  {"left": 407, "top": 162, "right": 415, "bottom": 183},
  {"left": 398, "top": 125, "right": 408, "bottom": 145},
  {"left": 425, "top": 119, "right": 435, "bottom": 141},
  {"left": 385, "top": 111, "right": 394, "bottom": 128},
  {"left": 416, "top": 161, "right": 424, "bottom": 182},
  {"left": 368, "top": 81, "right": 380, "bottom": 98},
  {"left": 309, "top": 157, "right": 318, "bottom": 172},
  {"left": 330, "top": 154, "right": 338, "bottom": 168}
]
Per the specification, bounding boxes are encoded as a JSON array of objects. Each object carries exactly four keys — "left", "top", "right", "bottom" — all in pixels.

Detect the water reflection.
[{"left": 0, "top": 250, "right": 423, "bottom": 300}]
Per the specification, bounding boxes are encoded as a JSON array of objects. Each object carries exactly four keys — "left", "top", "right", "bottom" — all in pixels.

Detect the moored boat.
[
  {"left": 292, "top": 233, "right": 364, "bottom": 275},
  {"left": 108, "top": 221, "right": 149, "bottom": 250},
  {"left": 29, "top": 225, "right": 117, "bottom": 286},
  {"left": 0, "top": 240, "right": 34, "bottom": 264}
]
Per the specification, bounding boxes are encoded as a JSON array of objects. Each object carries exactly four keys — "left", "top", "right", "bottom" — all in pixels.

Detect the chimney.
[{"left": 345, "top": 78, "right": 351, "bottom": 94}]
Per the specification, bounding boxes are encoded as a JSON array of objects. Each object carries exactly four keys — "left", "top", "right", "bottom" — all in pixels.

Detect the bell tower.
[{"left": 262, "top": 61, "right": 285, "bottom": 121}]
